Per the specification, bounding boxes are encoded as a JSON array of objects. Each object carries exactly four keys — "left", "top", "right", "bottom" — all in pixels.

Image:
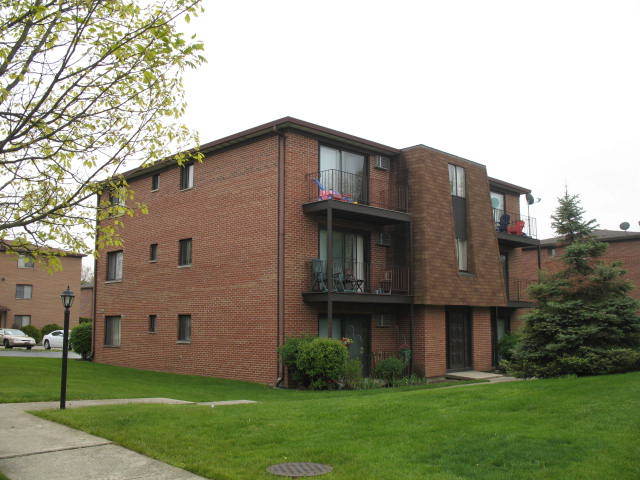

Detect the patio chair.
[
  {"left": 311, "top": 259, "right": 328, "bottom": 292},
  {"left": 507, "top": 220, "right": 525, "bottom": 236},
  {"left": 332, "top": 262, "right": 350, "bottom": 292},
  {"left": 497, "top": 213, "right": 510, "bottom": 232}
]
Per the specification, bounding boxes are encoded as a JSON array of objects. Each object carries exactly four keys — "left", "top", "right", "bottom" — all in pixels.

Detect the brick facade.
[
  {"left": 0, "top": 253, "right": 82, "bottom": 330},
  {"left": 92, "top": 118, "right": 535, "bottom": 383},
  {"left": 78, "top": 286, "right": 94, "bottom": 321}
]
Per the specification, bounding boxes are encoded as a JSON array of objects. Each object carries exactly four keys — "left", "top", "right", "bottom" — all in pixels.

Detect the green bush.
[
  {"left": 373, "top": 357, "right": 405, "bottom": 385},
  {"left": 278, "top": 336, "right": 314, "bottom": 386},
  {"left": 21, "top": 325, "right": 42, "bottom": 344},
  {"left": 295, "top": 338, "right": 348, "bottom": 390},
  {"left": 70, "top": 322, "right": 92, "bottom": 360},
  {"left": 496, "top": 333, "right": 520, "bottom": 371},
  {"left": 41, "top": 323, "right": 62, "bottom": 336},
  {"left": 342, "top": 359, "right": 363, "bottom": 389},
  {"left": 79, "top": 317, "right": 92, "bottom": 324}
]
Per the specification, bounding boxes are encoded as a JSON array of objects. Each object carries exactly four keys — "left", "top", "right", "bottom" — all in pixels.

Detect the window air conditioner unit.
[
  {"left": 377, "top": 231, "right": 391, "bottom": 247},
  {"left": 375, "top": 155, "right": 390, "bottom": 171},
  {"left": 374, "top": 313, "right": 394, "bottom": 328}
]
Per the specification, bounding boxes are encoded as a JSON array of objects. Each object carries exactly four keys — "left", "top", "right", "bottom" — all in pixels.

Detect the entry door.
[
  {"left": 319, "top": 315, "right": 371, "bottom": 375},
  {"left": 446, "top": 308, "right": 472, "bottom": 370}
]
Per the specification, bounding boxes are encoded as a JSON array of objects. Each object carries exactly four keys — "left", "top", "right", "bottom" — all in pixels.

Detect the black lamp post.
[{"left": 59, "top": 286, "right": 75, "bottom": 409}]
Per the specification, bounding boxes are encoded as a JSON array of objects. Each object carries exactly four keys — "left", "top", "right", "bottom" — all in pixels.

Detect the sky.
[
  {"left": 179, "top": 0, "right": 640, "bottom": 239},
  {"left": 84, "top": 0, "right": 640, "bottom": 270}
]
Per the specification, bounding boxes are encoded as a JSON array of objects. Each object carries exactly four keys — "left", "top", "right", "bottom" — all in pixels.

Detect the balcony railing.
[
  {"left": 306, "top": 169, "right": 408, "bottom": 212},
  {"left": 507, "top": 278, "right": 537, "bottom": 303},
  {"left": 307, "top": 259, "right": 410, "bottom": 295},
  {"left": 493, "top": 208, "right": 537, "bottom": 239}
]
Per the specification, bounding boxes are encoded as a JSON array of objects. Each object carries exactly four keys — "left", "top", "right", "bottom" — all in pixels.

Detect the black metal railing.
[
  {"left": 507, "top": 278, "right": 536, "bottom": 302},
  {"left": 492, "top": 208, "right": 537, "bottom": 239},
  {"left": 306, "top": 169, "right": 408, "bottom": 212},
  {"left": 307, "top": 259, "right": 410, "bottom": 295}
]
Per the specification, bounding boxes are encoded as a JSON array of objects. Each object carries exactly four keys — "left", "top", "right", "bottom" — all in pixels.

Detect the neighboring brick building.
[
  {"left": 0, "top": 246, "right": 84, "bottom": 330},
  {"left": 92, "top": 117, "right": 539, "bottom": 383},
  {"left": 509, "top": 229, "right": 640, "bottom": 331}
]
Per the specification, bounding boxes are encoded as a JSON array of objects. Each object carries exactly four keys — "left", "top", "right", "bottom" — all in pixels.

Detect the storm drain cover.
[{"left": 267, "top": 462, "right": 333, "bottom": 477}]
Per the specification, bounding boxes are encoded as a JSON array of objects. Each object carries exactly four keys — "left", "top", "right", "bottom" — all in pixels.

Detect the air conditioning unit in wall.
[
  {"left": 377, "top": 232, "right": 391, "bottom": 247},
  {"left": 373, "top": 313, "right": 395, "bottom": 328},
  {"left": 375, "top": 155, "right": 390, "bottom": 171}
]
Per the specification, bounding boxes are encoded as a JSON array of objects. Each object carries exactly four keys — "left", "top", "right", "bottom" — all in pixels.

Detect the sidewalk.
[{"left": 0, "top": 398, "right": 208, "bottom": 480}]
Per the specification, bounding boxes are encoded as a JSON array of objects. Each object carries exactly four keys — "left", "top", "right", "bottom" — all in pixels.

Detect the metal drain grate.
[{"left": 267, "top": 462, "right": 333, "bottom": 477}]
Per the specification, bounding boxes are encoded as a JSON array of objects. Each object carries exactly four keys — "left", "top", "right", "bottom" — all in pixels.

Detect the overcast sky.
[{"left": 179, "top": 0, "right": 639, "bottom": 240}]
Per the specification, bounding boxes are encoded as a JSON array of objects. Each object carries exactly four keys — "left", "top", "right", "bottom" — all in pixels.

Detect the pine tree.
[{"left": 508, "top": 192, "right": 640, "bottom": 377}]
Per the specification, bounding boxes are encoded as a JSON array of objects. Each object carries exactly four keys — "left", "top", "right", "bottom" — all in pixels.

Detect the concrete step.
[{"left": 446, "top": 370, "right": 505, "bottom": 381}]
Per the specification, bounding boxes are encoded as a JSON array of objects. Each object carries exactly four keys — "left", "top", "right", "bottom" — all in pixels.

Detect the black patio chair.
[{"left": 311, "top": 259, "right": 328, "bottom": 292}]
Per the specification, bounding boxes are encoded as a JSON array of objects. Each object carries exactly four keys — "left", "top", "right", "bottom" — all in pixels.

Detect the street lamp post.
[{"left": 60, "top": 286, "right": 75, "bottom": 409}]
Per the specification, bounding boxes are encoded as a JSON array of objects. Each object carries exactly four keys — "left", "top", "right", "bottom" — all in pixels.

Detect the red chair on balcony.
[{"left": 507, "top": 220, "right": 525, "bottom": 236}]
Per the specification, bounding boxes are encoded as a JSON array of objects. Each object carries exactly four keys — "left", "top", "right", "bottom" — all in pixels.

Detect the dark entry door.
[{"left": 446, "top": 308, "right": 472, "bottom": 370}]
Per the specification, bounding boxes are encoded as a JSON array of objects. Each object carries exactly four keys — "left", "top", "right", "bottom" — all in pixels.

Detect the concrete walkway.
[
  {"left": 0, "top": 398, "right": 221, "bottom": 480},
  {"left": 0, "top": 345, "right": 81, "bottom": 359}
]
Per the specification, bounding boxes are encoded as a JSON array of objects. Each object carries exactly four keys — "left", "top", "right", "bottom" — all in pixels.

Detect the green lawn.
[{"left": 6, "top": 359, "right": 638, "bottom": 480}]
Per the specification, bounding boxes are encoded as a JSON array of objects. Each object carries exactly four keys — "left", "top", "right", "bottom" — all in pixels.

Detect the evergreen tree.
[{"left": 508, "top": 192, "right": 640, "bottom": 377}]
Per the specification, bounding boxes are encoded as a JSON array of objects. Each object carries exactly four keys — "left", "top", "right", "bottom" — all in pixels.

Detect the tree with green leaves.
[
  {"left": 507, "top": 192, "right": 640, "bottom": 378},
  {"left": 0, "top": 0, "right": 205, "bottom": 268}
]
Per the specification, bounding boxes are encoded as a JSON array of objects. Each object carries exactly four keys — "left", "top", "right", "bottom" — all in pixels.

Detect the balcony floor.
[
  {"left": 303, "top": 199, "right": 411, "bottom": 225},
  {"left": 496, "top": 231, "right": 540, "bottom": 248},
  {"left": 302, "top": 291, "right": 413, "bottom": 305}
]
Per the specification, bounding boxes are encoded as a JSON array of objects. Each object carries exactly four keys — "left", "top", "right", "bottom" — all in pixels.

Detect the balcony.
[
  {"left": 493, "top": 208, "right": 539, "bottom": 247},
  {"left": 507, "top": 278, "right": 536, "bottom": 306},
  {"left": 303, "top": 169, "right": 410, "bottom": 224},
  {"left": 302, "top": 259, "right": 412, "bottom": 304}
]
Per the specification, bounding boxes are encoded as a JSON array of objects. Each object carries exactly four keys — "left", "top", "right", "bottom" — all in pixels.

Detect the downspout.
[
  {"left": 91, "top": 193, "right": 99, "bottom": 360},
  {"left": 275, "top": 128, "right": 286, "bottom": 387}
]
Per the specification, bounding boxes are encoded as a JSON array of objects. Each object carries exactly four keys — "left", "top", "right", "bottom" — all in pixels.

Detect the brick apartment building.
[
  {"left": 93, "top": 117, "right": 540, "bottom": 383},
  {"left": 509, "top": 229, "right": 640, "bottom": 331},
  {"left": 0, "top": 247, "right": 84, "bottom": 330}
]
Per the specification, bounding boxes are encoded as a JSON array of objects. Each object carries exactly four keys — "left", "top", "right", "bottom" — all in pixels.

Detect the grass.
[
  {"left": 5, "top": 359, "right": 637, "bottom": 480},
  {"left": 0, "top": 357, "right": 473, "bottom": 404}
]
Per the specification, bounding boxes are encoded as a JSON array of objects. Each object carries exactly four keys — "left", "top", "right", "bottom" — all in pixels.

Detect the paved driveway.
[{"left": 0, "top": 346, "right": 81, "bottom": 359}]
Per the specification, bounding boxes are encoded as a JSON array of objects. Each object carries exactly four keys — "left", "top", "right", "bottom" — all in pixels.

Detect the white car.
[
  {"left": 0, "top": 328, "right": 36, "bottom": 349},
  {"left": 43, "top": 330, "right": 69, "bottom": 349}
]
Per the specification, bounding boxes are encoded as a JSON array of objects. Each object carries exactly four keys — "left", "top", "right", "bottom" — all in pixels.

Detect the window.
[
  {"left": 455, "top": 238, "right": 468, "bottom": 272},
  {"left": 178, "top": 239, "right": 192, "bottom": 266},
  {"left": 448, "top": 164, "right": 466, "bottom": 198},
  {"left": 16, "top": 284, "right": 32, "bottom": 299},
  {"left": 549, "top": 248, "right": 557, "bottom": 257},
  {"left": 148, "top": 315, "right": 157, "bottom": 333},
  {"left": 150, "top": 243, "right": 158, "bottom": 262},
  {"left": 178, "top": 315, "right": 191, "bottom": 342},
  {"left": 151, "top": 174, "right": 159, "bottom": 191},
  {"left": 180, "top": 163, "right": 194, "bottom": 190},
  {"left": 13, "top": 315, "right": 31, "bottom": 328},
  {"left": 104, "top": 316, "right": 121, "bottom": 346},
  {"left": 490, "top": 191, "right": 505, "bottom": 227},
  {"left": 17, "top": 255, "right": 34, "bottom": 268},
  {"left": 106, "top": 251, "right": 123, "bottom": 281},
  {"left": 449, "top": 164, "right": 468, "bottom": 272},
  {"left": 109, "top": 189, "right": 125, "bottom": 207},
  {"left": 319, "top": 145, "right": 366, "bottom": 203}
]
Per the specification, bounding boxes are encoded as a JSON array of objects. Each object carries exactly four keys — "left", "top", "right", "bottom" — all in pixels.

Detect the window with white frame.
[
  {"left": 448, "top": 164, "right": 469, "bottom": 271},
  {"left": 104, "top": 316, "right": 121, "bottom": 346},
  {"left": 106, "top": 251, "right": 123, "bottom": 281},
  {"left": 17, "top": 255, "right": 34, "bottom": 268},
  {"left": 448, "top": 164, "right": 466, "bottom": 198},
  {"left": 13, "top": 315, "right": 31, "bottom": 328},
  {"left": 15, "top": 284, "right": 32, "bottom": 299},
  {"left": 180, "top": 163, "right": 194, "bottom": 190}
]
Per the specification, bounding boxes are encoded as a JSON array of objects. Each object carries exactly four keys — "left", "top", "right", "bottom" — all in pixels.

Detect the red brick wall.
[
  {"left": 94, "top": 136, "right": 280, "bottom": 383},
  {"left": 412, "top": 305, "right": 447, "bottom": 377},
  {"left": 402, "top": 146, "right": 507, "bottom": 307},
  {"left": 472, "top": 307, "right": 493, "bottom": 371},
  {"left": 0, "top": 253, "right": 82, "bottom": 330}
]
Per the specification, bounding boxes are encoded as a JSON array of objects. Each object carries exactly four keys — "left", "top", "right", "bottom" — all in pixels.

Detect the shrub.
[
  {"left": 21, "top": 325, "right": 42, "bottom": 344},
  {"left": 496, "top": 333, "right": 520, "bottom": 371},
  {"left": 70, "top": 322, "right": 92, "bottom": 360},
  {"left": 295, "top": 338, "right": 348, "bottom": 390},
  {"left": 342, "top": 359, "right": 363, "bottom": 389},
  {"left": 392, "top": 374, "right": 430, "bottom": 387},
  {"left": 373, "top": 357, "right": 405, "bottom": 385},
  {"left": 278, "top": 336, "right": 314, "bottom": 386},
  {"left": 79, "top": 317, "right": 92, "bottom": 324},
  {"left": 41, "top": 323, "right": 62, "bottom": 336}
]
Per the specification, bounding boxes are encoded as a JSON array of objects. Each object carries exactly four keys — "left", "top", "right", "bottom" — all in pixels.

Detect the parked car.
[
  {"left": 42, "top": 330, "right": 70, "bottom": 350},
  {"left": 0, "top": 328, "right": 36, "bottom": 349}
]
